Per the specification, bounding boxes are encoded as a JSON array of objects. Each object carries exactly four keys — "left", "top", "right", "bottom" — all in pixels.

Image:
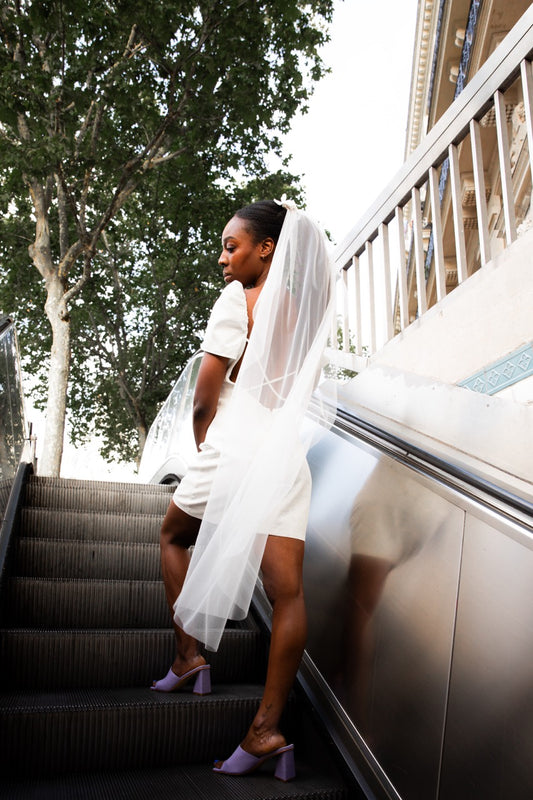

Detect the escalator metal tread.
[{"left": 1, "top": 761, "right": 349, "bottom": 799}]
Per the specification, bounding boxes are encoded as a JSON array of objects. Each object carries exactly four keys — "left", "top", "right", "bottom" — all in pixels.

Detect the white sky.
[
  {"left": 280, "top": 0, "right": 418, "bottom": 244},
  {"left": 30, "top": 0, "right": 420, "bottom": 480}
]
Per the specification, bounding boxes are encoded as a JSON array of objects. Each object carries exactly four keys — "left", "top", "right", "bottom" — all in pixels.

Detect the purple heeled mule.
[
  {"left": 213, "top": 743, "right": 295, "bottom": 781},
  {"left": 150, "top": 663, "right": 211, "bottom": 695}
]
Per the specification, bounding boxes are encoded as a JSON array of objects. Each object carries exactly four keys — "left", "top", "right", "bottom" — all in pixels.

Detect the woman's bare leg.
[
  {"left": 240, "top": 535, "right": 306, "bottom": 756},
  {"left": 159, "top": 499, "right": 204, "bottom": 674}
]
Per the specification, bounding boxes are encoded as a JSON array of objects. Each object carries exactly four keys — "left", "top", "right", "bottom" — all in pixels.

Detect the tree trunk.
[
  {"left": 136, "top": 421, "right": 147, "bottom": 469},
  {"left": 38, "top": 273, "right": 71, "bottom": 476}
]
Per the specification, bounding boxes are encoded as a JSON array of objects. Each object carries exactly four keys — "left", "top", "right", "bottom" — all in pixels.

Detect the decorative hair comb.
[{"left": 274, "top": 195, "right": 297, "bottom": 211}]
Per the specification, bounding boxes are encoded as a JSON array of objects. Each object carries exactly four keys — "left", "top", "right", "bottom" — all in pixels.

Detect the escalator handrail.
[
  {"left": 0, "top": 461, "right": 33, "bottom": 583},
  {"left": 336, "top": 403, "right": 533, "bottom": 521},
  {"left": 0, "top": 316, "right": 13, "bottom": 337}
]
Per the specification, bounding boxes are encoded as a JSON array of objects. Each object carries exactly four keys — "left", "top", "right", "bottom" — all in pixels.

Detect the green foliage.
[
  {"left": 323, "top": 318, "right": 360, "bottom": 382},
  {"left": 0, "top": 0, "right": 333, "bottom": 465}
]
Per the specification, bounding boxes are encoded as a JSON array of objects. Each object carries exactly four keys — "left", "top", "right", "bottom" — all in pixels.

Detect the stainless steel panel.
[
  {"left": 0, "top": 324, "right": 26, "bottom": 481},
  {"left": 305, "top": 429, "right": 464, "bottom": 799},
  {"left": 440, "top": 513, "right": 533, "bottom": 800}
]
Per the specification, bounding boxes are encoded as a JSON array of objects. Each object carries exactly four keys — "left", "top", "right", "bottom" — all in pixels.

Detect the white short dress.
[{"left": 172, "top": 280, "right": 311, "bottom": 540}]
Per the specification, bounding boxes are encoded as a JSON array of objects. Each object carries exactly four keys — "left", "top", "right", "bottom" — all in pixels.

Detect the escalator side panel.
[
  {"left": 305, "top": 429, "right": 465, "bottom": 800},
  {"left": 440, "top": 512, "right": 533, "bottom": 800}
]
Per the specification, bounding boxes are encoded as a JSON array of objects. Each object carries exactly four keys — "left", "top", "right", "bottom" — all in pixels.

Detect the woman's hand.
[{"left": 192, "top": 352, "right": 229, "bottom": 449}]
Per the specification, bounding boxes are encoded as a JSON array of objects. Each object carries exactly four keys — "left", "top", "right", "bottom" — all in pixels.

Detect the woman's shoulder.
[
  {"left": 223, "top": 279, "right": 245, "bottom": 295},
  {"left": 212, "top": 280, "right": 246, "bottom": 319},
  {"left": 202, "top": 280, "right": 248, "bottom": 358}
]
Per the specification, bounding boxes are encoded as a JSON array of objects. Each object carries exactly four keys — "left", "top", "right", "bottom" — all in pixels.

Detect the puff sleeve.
[{"left": 201, "top": 280, "right": 248, "bottom": 361}]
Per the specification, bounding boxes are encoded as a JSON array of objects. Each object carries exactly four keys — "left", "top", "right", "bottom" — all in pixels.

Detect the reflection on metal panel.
[
  {"left": 440, "top": 513, "right": 533, "bottom": 800},
  {"left": 0, "top": 323, "right": 26, "bottom": 482},
  {"left": 306, "top": 428, "right": 464, "bottom": 799},
  {"left": 138, "top": 352, "right": 201, "bottom": 483}
]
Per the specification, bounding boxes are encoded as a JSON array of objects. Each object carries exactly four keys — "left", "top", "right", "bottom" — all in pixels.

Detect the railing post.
[
  {"left": 494, "top": 89, "right": 517, "bottom": 245},
  {"left": 428, "top": 166, "right": 447, "bottom": 301},
  {"left": 353, "top": 255, "right": 363, "bottom": 357},
  {"left": 470, "top": 118, "right": 492, "bottom": 265},
  {"left": 342, "top": 268, "right": 350, "bottom": 353},
  {"left": 395, "top": 206, "right": 409, "bottom": 330},
  {"left": 366, "top": 241, "right": 376, "bottom": 354},
  {"left": 520, "top": 59, "right": 533, "bottom": 182},
  {"left": 448, "top": 143, "right": 468, "bottom": 283},
  {"left": 411, "top": 186, "right": 427, "bottom": 316},
  {"left": 380, "top": 222, "right": 394, "bottom": 342}
]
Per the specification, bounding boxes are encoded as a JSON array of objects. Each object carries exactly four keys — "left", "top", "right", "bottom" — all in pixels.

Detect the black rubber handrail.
[
  {"left": 336, "top": 403, "right": 533, "bottom": 521},
  {"left": 0, "top": 460, "right": 33, "bottom": 582},
  {"left": 0, "top": 316, "right": 13, "bottom": 336}
]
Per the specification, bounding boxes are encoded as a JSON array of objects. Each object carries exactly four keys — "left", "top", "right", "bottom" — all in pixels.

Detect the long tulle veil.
[{"left": 173, "top": 204, "right": 337, "bottom": 650}]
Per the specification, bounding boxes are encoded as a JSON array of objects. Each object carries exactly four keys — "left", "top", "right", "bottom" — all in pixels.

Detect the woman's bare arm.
[{"left": 192, "top": 352, "right": 229, "bottom": 449}]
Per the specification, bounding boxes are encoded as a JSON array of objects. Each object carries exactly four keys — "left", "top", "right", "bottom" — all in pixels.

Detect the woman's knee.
[
  {"left": 160, "top": 501, "right": 200, "bottom": 549},
  {"left": 261, "top": 537, "right": 305, "bottom": 604},
  {"left": 262, "top": 570, "right": 304, "bottom": 606}
]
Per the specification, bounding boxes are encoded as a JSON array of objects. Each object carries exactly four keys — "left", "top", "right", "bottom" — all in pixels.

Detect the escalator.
[{"left": 1, "top": 379, "right": 532, "bottom": 798}]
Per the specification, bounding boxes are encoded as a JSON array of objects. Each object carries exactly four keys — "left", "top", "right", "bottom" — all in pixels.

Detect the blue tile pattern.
[{"left": 459, "top": 342, "right": 533, "bottom": 394}]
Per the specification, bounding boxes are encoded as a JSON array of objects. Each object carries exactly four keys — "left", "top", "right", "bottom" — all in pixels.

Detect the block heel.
[
  {"left": 192, "top": 664, "right": 211, "bottom": 695},
  {"left": 274, "top": 746, "right": 296, "bottom": 781}
]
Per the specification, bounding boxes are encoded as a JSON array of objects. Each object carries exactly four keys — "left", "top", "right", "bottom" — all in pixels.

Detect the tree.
[
  {"left": 68, "top": 171, "right": 303, "bottom": 467},
  {"left": 0, "top": 0, "right": 333, "bottom": 475}
]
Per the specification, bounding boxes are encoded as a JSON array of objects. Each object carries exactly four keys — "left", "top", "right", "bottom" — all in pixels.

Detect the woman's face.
[{"left": 218, "top": 216, "right": 273, "bottom": 288}]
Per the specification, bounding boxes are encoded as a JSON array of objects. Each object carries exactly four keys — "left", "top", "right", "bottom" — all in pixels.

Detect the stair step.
[
  {"left": 0, "top": 685, "right": 270, "bottom": 777},
  {"left": 25, "top": 476, "right": 174, "bottom": 515},
  {"left": 13, "top": 538, "right": 160, "bottom": 579},
  {"left": 2, "top": 576, "right": 169, "bottom": 628},
  {"left": 1, "top": 760, "right": 349, "bottom": 799},
  {"left": 0, "top": 627, "right": 266, "bottom": 689},
  {"left": 0, "top": 475, "right": 353, "bottom": 797},
  {"left": 20, "top": 507, "right": 163, "bottom": 542}
]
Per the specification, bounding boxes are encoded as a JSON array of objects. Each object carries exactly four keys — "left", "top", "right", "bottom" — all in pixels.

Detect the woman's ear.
[{"left": 260, "top": 237, "right": 275, "bottom": 260}]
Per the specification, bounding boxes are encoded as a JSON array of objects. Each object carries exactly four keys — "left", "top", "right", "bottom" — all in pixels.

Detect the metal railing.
[
  {"left": 330, "top": 8, "right": 533, "bottom": 371},
  {"left": 0, "top": 316, "right": 35, "bottom": 582},
  {"left": 0, "top": 317, "right": 27, "bottom": 483}
]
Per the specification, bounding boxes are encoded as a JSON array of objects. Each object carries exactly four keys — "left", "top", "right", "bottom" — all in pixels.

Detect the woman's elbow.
[{"left": 192, "top": 400, "right": 215, "bottom": 426}]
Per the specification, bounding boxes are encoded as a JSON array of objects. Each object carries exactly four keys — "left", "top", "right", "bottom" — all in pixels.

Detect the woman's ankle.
[
  {"left": 172, "top": 651, "right": 205, "bottom": 674},
  {"left": 241, "top": 725, "right": 286, "bottom": 756}
]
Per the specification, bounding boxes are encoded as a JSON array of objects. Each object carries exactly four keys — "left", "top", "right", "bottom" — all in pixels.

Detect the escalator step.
[
  {"left": 25, "top": 477, "right": 173, "bottom": 515},
  {"left": 0, "top": 685, "right": 269, "bottom": 777},
  {"left": 0, "top": 627, "right": 266, "bottom": 689},
  {"left": 12, "top": 537, "right": 161, "bottom": 580},
  {"left": 2, "top": 576, "right": 169, "bottom": 628},
  {"left": 1, "top": 760, "right": 349, "bottom": 799},
  {"left": 20, "top": 507, "right": 164, "bottom": 543}
]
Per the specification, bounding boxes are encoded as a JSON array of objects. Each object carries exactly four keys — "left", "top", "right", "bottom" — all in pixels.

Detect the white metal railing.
[{"left": 329, "top": 8, "right": 533, "bottom": 372}]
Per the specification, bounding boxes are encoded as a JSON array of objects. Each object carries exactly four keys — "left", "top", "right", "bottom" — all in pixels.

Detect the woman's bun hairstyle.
[{"left": 234, "top": 200, "right": 287, "bottom": 245}]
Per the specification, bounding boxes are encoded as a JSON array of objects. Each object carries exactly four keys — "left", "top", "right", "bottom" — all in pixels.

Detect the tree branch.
[
  {"left": 61, "top": 249, "right": 91, "bottom": 304},
  {"left": 74, "top": 97, "right": 96, "bottom": 156},
  {"left": 55, "top": 173, "right": 70, "bottom": 260},
  {"left": 57, "top": 240, "right": 85, "bottom": 281},
  {"left": 27, "top": 178, "right": 54, "bottom": 279},
  {"left": 55, "top": 163, "right": 86, "bottom": 240}
]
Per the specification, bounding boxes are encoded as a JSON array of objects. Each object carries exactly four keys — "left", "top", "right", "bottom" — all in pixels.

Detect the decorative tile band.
[{"left": 459, "top": 342, "right": 533, "bottom": 395}]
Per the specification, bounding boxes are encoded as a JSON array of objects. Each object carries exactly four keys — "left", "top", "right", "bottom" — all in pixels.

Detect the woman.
[{"left": 153, "top": 199, "right": 336, "bottom": 780}]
